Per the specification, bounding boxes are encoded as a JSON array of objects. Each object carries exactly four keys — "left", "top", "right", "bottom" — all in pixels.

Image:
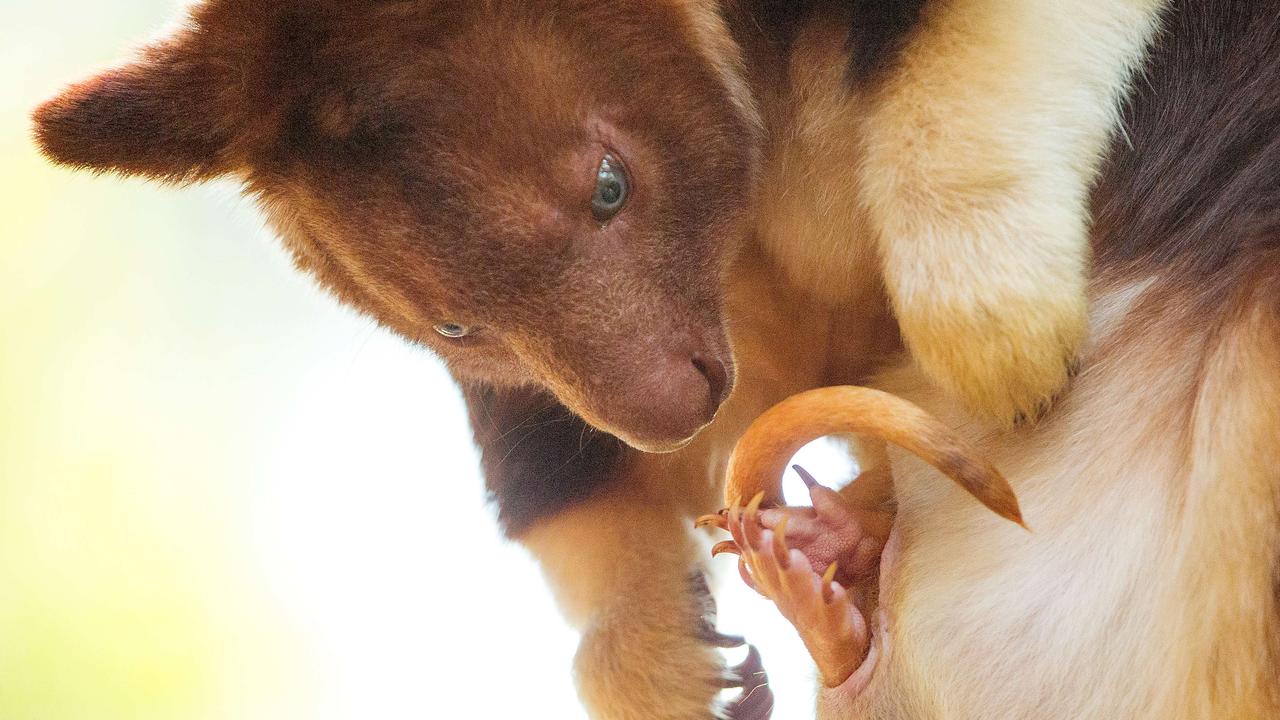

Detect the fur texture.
[
  {"left": 33, "top": 0, "right": 1274, "bottom": 718},
  {"left": 822, "top": 2, "right": 1280, "bottom": 715},
  {"left": 856, "top": 0, "right": 1167, "bottom": 424}
]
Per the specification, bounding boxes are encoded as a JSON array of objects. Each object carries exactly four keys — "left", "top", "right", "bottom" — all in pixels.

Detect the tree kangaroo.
[{"left": 34, "top": 1, "right": 1178, "bottom": 716}]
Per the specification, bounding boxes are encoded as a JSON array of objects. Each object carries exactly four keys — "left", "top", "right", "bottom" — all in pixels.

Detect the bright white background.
[{"left": 3, "top": 1, "right": 855, "bottom": 717}]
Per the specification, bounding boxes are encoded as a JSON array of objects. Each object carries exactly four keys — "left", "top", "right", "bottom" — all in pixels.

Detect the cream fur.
[
  {"left": 859, "top": 0, "right": 1168, "bottom": 424},
  {"left": 825, "top": 275, "right": 1280, "bottom": 718}
]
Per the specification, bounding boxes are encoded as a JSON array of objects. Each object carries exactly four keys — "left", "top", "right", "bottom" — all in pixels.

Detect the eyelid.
[{"left": 434, "top": 322, "right": 473, "bottom": 339}]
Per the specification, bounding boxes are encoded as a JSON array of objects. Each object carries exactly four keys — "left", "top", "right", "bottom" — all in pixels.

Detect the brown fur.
[
  {"left": 36, "top": 0, "right": 756, "bottom": 456},
  {"left": 31, "top": 0, "right": 1278, "bottom": 717}
]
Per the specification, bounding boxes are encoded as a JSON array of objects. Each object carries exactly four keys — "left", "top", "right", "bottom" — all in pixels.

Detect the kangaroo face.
[{"left": 35, "top": 1, "right": 760, "bottom": 451}]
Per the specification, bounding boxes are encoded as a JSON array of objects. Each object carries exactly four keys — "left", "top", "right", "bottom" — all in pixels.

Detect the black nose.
[{"left": 691, "top": 352, "right": 731, "bottom": 410}]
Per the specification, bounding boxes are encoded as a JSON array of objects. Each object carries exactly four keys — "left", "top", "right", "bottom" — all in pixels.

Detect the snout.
[
  {"left": 525, "top": 321, "right": 737, "bottom": 454},
  {"left": 612, "top": 346, "right": 736, "bottom": 453}
]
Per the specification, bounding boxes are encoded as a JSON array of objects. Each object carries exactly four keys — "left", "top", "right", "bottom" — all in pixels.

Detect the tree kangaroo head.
[{"left": 34, "top": 0, "right": 761, "bottom": 452}]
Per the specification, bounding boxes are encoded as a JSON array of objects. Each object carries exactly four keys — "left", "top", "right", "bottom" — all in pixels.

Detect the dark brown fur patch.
[
  {"left": 726, "top": 0, "right": 925, "bottom": 84},
  {"left": 32, "top": 42, "right": 237, "bottom": 181},
  {"left": 1091, "top": 0, "right": 1280, "bottom": 289},
  {"left": 464, "top": 383, "right": 628, "bottom": 538}
]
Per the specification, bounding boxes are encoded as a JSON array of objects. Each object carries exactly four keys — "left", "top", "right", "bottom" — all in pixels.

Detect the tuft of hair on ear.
[{"left": 32, "top": 39, "right": 242, "bottom": 183}]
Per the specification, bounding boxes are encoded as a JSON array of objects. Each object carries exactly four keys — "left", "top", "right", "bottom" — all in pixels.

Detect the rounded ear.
[{"left": 32, "top": 41, "right": 240, "bottom": 183}]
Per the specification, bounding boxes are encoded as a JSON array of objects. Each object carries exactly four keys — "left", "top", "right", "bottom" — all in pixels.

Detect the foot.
[
  {"left": 691, "top": 574, "right": 775, "bottom": 719},
  {"left": 894, "top": 286, "right": 1084, "bottom": 426},
  {"left": 699, "top": 469, "right": 890, "bottom": 688},
  {"left": 573, "top": 572, "right": 774, "bottom": 720}
]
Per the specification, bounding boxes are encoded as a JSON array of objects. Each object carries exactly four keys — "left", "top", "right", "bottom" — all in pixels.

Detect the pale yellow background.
[{"left": 2, "top": 2, "right": 848, "bottom": 717}]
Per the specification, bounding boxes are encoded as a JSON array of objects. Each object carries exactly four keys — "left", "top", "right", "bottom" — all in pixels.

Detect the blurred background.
[{"left": 2, "top": 1, "right": 854, "bottom": 717}]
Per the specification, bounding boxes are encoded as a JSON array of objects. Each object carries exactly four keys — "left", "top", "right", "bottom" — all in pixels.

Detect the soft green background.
[{"left": 2, "top": 2, "right": 836, "bottom": 717}]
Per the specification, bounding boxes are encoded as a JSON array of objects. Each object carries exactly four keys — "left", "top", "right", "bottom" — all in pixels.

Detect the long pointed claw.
[
  {"left": 743, "top": 491, "right": 766, "bottom": 548},
  {"left": 705, "top": 631, "right": 747, "bottom": 649},
  {"left": 712, "top": 540, "right": 742, "bottom": 558},
  {"left": 696, "top": 512, "right": 729, "bottom": 531},
  {"left": 771, "top": 515, "right": 790, "bottom": 569},
  {"left": 793, "top": 464, "right": 819, "bottom": 489},
  {"left": 730, "top": 643, "right": 767, "bottom": 682},
  {"left": 798, "top": 467, "right": 863, "bottom": 527},
  {"left": 728, "top": 495, "right": 744, "bottom": 538},
  {"left": 723, "top": 644, "right": 773, "bottom": 719},
  {"left": 821, "top": 562, "right": 839, "bottom": 604},
  {"left": 792, "top": 463, "right": 860, "bottom": 527}
]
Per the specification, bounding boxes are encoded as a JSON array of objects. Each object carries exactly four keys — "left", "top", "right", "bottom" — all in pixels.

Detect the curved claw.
[
  {"left": 793, "top": 463, "right": 820, "bottom": 489},
  {"left": 727, "top": 498, "right": 743, "bottom": 538},
  {"left": 712, "top": 540, "right": 742, "bottom": 557},
  {"left": 696, "top": 511, "right": 729, "bottom": 531},
  {"left": 704, "top": 630, "right": 747, "bottom": 649},
  {"left": 689, "top": 570, "right": 770, "bottom": 717},
  {"left": 771, "top": 515, "right": 791, "bottom": 569},
  {"left": 721, "top": 644, "right": 773, "bottom": 719},
  {"left": 821, "top": 562, "right": 839, "bottom": 604},
  {"left": 689, "top": 572, "right": 750, "bottom": 649}
]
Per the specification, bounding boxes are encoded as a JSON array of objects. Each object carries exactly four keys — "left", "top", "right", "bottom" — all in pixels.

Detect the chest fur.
[{"left": 751, "top": 20, "right": 882, "bottom": 311}]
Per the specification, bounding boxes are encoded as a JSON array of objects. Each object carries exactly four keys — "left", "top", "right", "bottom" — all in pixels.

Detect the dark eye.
[
  {"left": 591, "top": 154, "right": 629, "bottom": 223},
  {"left": 434, "top": 323, "right": 472, "bottom": 339}
]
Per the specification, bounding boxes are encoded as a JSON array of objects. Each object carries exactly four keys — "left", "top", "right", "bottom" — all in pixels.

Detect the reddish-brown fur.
[{"left": 36, "top": 0, "right": 755, "bottom": 456}]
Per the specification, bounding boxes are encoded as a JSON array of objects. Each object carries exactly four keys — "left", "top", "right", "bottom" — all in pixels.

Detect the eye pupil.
[
  {"left": 591, "top": 154, "right": 629, "bottom": 222},
  {"left": 599, "top": 180, "right": 622, "bottom": 205},
  {"left": 434, "top": 323, "right": 471, "bottom": 339}
]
